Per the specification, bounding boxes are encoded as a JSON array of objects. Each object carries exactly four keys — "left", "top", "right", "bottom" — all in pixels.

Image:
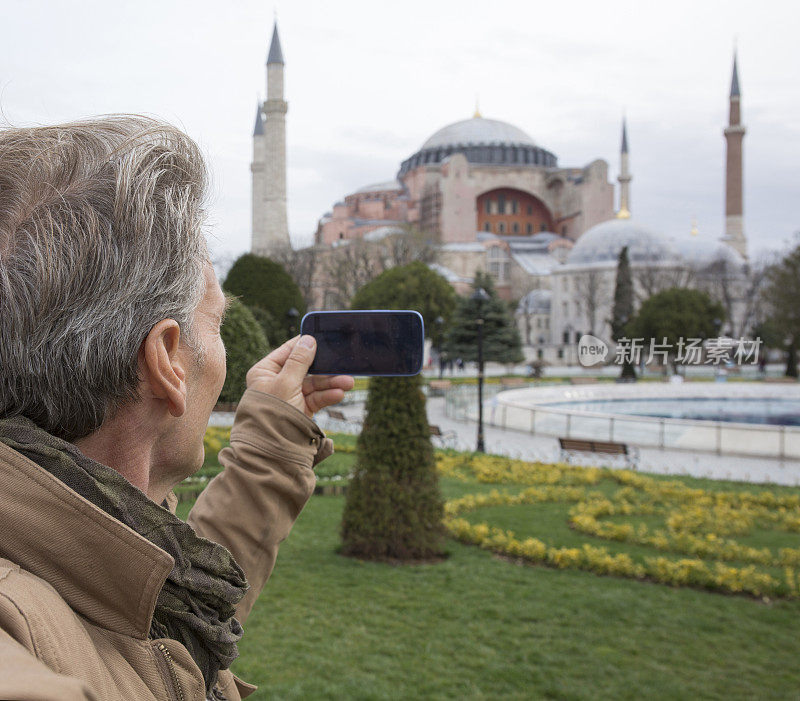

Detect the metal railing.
[{"left": 445, "top": 385, "right": 800, "bottom": 461}]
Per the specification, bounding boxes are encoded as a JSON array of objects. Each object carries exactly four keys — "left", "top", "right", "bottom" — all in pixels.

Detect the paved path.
[
  {"left": 211, "top": 393, "right": 800, "bottom": 487},
  {"left": 313, "top": 397, "right": 800, "bottom": 487}
]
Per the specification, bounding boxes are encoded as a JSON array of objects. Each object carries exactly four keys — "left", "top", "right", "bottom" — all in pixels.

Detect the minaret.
[
  {"left": 616, "top": 118, "right": 631, "bottom": 219},
  {"left": 251, "top": 22, "right": 291, "bottom": 254},
  {"left": 722, "top": 51, "right": 747, "bottom": 259},
  {"left": 251, "top": 103, "right": 266, "bottom": 249}
]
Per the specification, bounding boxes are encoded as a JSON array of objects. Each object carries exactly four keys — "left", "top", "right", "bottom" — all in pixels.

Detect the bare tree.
[
  {"left": 210, "top": 249, "right": 239, "bottom": 285},
  {"left": 736, "top": 262, "right": 770, "bottom": 337},
  {"left": 634, "top": 264, "right": 693, "bottom": 301},
  {"left": 695, "top": 255, "right": 770, "bottom": 337},
  {"left": 312, "top": 226, "right": 440, "bottom": 309},
  {"left": 378, "top": 225, "right": 439, "bottom": 269},
  {"left": 321, "top": 239, "right": 385, "bottom": 309},
  {"left": 573, "top": 270, "right": 611, "bottom": 336},
  {"left": 270, "top": 245, "right": 319, "bottom": 309}
]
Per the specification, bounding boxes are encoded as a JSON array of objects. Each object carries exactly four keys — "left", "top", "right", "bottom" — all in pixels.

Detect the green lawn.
[{"left": 179, "top": 442, "right": 800, "bottom": 700}]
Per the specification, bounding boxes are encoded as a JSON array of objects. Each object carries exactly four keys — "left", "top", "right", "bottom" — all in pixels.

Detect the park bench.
[
  {"left": 558, "top": 437, "right": 639, "bottom": 468},
  {"left": 430, "top": 424, "right": 457, "bottom": 449},
  {"left": 324, "top": 408, "right": 362, "bottom": 434},
  {"left": 428, "top": 380, "right": 452, "bottom": 396}
]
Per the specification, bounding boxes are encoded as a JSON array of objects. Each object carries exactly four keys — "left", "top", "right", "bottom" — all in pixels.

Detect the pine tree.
[
  {"left": 340, "top": 374, "right": 445, "bottom": 560},
  {"left": 610, "top": 246, "right": 636, "bottom": 379},
  {"left": 445, "top": 272, "right": 524, "bottom": 364}
]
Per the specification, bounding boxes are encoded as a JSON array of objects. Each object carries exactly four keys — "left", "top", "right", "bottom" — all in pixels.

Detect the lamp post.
[
  {"left": 564, "top": 323, "right": 573, "bottom": 366},
  {"left": 435, "top": 315, "right": 444, "bottom": 378},
  {"left": 287, "top": 307, "right": 300, "bottom": 337},
  {"left": 472, "top": 287, "right": 490, "bottom": 453}
]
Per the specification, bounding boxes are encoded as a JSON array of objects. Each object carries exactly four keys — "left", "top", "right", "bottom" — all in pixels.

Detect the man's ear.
[{"left": 141, "top": 319, "right": 187, "bottom": 418}]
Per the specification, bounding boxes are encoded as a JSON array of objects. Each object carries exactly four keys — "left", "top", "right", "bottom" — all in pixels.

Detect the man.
[{"left": 0, "top": 116, "right": 353, "bottom": 700}]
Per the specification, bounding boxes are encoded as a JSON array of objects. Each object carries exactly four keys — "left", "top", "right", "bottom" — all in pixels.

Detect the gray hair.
[{"left": 0, "top": 115, "right": 209, "bottom": 441}]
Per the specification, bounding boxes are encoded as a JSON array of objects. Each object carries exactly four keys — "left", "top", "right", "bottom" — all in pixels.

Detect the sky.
[{"left": 2, "top": 0, "right": 798, "bottom": 263}]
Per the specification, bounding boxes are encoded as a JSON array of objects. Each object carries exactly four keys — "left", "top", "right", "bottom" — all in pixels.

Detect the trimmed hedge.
[{"left": 340, "top": 375, "right": 445, "bottom": 560}]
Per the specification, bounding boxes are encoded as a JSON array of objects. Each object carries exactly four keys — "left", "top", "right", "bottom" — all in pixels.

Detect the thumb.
[{"left": 279, "top": 335, "right": 317, "bottom": 387}]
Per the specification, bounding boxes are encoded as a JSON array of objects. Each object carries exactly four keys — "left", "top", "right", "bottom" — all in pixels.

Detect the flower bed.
[{"left": 438, "top": 453, "right": 800, "bottom": 599}]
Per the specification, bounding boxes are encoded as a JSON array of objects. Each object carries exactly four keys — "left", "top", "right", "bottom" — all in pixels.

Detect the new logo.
[{"left": 578, "top": 334, "right": 608, "bottom": 367}]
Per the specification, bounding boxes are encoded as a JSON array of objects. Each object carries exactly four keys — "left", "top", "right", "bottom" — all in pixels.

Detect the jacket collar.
[{"left": 0, "top": 440, "right": 174, "bottom": 639}]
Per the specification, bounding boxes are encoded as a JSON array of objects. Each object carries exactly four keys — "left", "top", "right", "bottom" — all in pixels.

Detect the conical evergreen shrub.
[
  {"left": 218, "top": 299, "right": 269, "bottom": 404},
  {"left": 340, "top": 374, "right": 445, "bottom": 560}
]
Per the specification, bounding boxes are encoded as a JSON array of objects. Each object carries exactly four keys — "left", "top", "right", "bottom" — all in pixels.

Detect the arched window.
[
  {"left": 487, "top": 247, "right": 510, "bottom": 282},
  {"left": 475, "top": 188, "right": 554, "bottom": 235}
]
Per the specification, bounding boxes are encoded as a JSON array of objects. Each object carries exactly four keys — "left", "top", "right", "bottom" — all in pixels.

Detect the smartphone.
[{"left": 300, "top": 310, "right": 425, "bottom": 376}]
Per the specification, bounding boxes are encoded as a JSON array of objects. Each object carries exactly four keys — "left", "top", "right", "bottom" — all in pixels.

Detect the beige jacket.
[{"left": 0, "top": 389, "right": 330, "bottom": 700}]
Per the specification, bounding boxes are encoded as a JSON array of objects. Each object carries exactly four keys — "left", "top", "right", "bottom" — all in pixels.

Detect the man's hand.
[{"left": 245, "top": 335, "right": 355, "bottom": 417}]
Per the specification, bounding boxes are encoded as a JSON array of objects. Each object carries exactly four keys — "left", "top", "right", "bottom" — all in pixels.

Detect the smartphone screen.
[{"left": 300, "top": 310, "right": 425, "bottom": 376}]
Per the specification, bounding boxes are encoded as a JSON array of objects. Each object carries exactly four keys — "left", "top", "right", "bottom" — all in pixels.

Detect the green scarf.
[{"left": 0, "top": 415, "right": 247, "bottom": 694}]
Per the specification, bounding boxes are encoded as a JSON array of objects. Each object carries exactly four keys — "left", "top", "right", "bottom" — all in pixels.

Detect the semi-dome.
[
  {"left": 517, "top": 288, "right": 552, "bottom": 315},
  {"left": 354, "top": 180, "right": 403, "bottom": 194},
  {"left": 363, "top": 225, "right": 404, "bottom": 241},
  {"left": 567, "top": 218, "right": 679, "bottom": 266},
  {"left": 421, "top": 117, "right": 538, "bottom": 150},
  {"left": 673, "top": 236, "right": 746, "bottom": 271},
  {"left": 398, "top": 115, "right": 557, "bottom": 177}
]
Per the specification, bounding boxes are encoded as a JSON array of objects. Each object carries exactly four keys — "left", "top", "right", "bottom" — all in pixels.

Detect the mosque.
[{"left": 250, "top": 24, "right": 749, "bottom": 365}]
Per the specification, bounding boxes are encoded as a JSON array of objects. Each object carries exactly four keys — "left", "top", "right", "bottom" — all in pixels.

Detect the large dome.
[
  {"left": 398, "top": 116, "right": 557, "bottom": 177},
  {"left": 567, "top": 218, "right": 679, "bottom": 266},
  {"left": 421, "top": 117, "right": 538, "bottom": 150}
]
